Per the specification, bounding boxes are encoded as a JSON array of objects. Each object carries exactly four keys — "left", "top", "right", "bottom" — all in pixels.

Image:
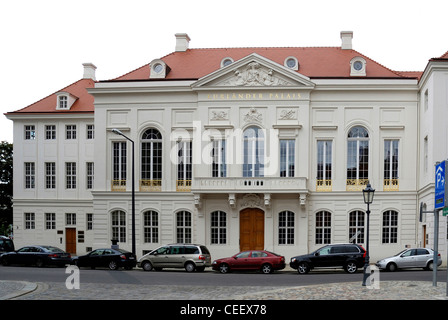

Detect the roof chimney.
[
  {"left": 82, "top": 62, "right": 97, "bottom": 80},
  {"left": 175, "top": 33, "right": 191, "bottom": 52},
  {"left": 340, "top": 31, "right": 353, "bottom": 50}
]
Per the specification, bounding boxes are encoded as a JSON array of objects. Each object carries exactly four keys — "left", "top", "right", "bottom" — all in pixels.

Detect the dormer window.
[
  {"left": 56, "top": 92, "right": 77, "bottom": 110},
  {"left": 350, "top": 57, "right": 366, "bottom": 76},
  {"left": 149, "top": 59, "right": 170, "bottom": 79},
  {"left": 284, "top": 56, "right": 299, "bottom": 70},
  {"left": 221, "top": 57, "right": 234, "bottom": 68}
]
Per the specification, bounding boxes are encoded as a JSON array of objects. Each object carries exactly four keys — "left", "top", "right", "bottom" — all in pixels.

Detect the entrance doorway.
[
  {"left": 65, "top": 228, "right": 76, "bottom": 254},
  {"left": 239, "top": 208, "right": 264, "bottom": 251}
]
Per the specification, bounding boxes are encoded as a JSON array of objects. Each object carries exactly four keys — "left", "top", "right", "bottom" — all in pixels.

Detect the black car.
[
  {"left": 0, "top": 236, "right": 14, "bottom": 254},
  {"left": 73, "top": 248, "right": 136, "bottom": 270},
  {"left": 0, "top": 245, "right": 72, "bottom": 267},
  {"left": 290, "top": 243, "right": 366, "bottom": 274}
]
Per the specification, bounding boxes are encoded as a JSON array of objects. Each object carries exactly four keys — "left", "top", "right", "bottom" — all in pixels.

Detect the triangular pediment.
[{"left": 192, "top": 53, "right": 315, "bottom": 89}]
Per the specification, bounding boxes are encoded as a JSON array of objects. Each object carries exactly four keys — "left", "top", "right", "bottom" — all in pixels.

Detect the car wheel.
[
  {"left": 425, "top": 261, "right": 434, "bottom": 271},
  {"left": 344, "top": 261, "right": 358, "bottom": 274},
  {"left": 297, "top": 262, "right": 310, "bottom": 274},
  {"left": 108, "top": 260, "right": 119, "bottom": 270},
  {"left": 219, "top": 263, "right": 230, "bottom": 274},
  {"left": 1, "top": 257, "right": 9, "bottom": 266},
  {"left": 141, "top": 261, "right": 153, "bottom": 271},
  {"left": 387, "top": 262, "right": 397, "bottom": 272},
  {"left": 35, "top": 258, "right": 45, "bottom": 268},
  {"left": 185, "top": 262, "right": 196, "bottom": 272},
  {"left": 261, "top": 263, "right": 273, "bottom": 274}
]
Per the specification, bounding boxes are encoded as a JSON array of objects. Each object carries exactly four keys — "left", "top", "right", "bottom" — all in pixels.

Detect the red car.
[{"left": 212, "top": 250, "right": 285, "bottom": 274}]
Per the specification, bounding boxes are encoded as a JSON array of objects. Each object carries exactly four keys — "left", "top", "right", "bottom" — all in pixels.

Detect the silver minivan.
[{"left": 138, "top": 244, "right": 211, "bottom": 272}]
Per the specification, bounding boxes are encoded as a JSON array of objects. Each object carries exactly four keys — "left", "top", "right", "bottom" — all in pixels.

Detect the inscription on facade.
[{"left": 207, "top": 92, "right": 302, "bottom": 100}]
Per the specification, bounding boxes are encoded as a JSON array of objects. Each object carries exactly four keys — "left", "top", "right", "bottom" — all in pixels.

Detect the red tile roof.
[
  {"left": 115, "top": 47, "right": 410, "bottom": 80},
  {"left": 6, "top": 78, "right": 95, "bottom": 115}
]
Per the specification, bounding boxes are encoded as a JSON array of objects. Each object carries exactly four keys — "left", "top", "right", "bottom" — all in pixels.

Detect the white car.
[{"left": 376, "top": 248, "right": 442, "bottom": 272}]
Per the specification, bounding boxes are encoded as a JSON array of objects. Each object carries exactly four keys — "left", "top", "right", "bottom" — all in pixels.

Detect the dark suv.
[{"left": 290, "top": 243, "right": 366, "bottom": 274}]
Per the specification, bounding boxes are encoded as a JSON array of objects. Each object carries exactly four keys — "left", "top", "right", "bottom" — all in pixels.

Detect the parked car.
[
  {"left": 290, "top": 243, "right": 366, "bottom": 274},
  {"left": 138, "top": 244, "right": 211, "bottom": 272},
  {"left": 73, "top": 248, "right": 136, "bottom": 270},
  {"left": 0, "top": 245, "right": 72, "bottom": 267},
  {"left": 376, "top": 248, "right": 442, "bottom": 271},
  {"left": 212, "top": 250, "right": 286, "bottom": 274},
  {"left": 0, "top": 236, "right": 14, "bottom": 254}
]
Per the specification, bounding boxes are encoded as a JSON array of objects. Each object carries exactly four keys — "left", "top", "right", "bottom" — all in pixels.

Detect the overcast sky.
[{"left": 1, "top": 0, "right": 447, "bottom": 143}]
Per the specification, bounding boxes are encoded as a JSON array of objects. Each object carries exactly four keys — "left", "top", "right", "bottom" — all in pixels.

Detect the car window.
[
  {"left": 416, "top": 249, "right": 429, "bottom": 255},
  {"left": 330, "top": 246, "right": 345, "bottom": 254},
  {"left": 317, "top": 247, "right": 331, "bottom": 256},
  {"left": 45, "top": 247, "right": 64, "bottom": 253},
  {"left": 0, "top": 239, "right": 14, "bottom": 251},
  {"left": 90, "top": 249, "right": 104, "bottom": 256},
  {"left": 171, "top": 246, "right": 185, "bottom": 254},
  {"left": 401, "top": 250, "right": 412, "bottom": 257},
  {"left": 154, "top": 246, "right": 170, "bottom": 255},
  {"left": 18, "top": 247, "right": 31, "bottom": 253},
  {"left": 103, "top": 249, "right": 114, "bottom": 255},
  {"left": 200, "top": 246, "right": 210, "bottom": 254},
  {"left": 251, "top": 251, "right": 268, "bottom": 258},
  {"left": 184, "top": 246, "right": 198, "bottom": 254},
  {"left": 236, "top": 251, "right": 251, "bottom": 258}
]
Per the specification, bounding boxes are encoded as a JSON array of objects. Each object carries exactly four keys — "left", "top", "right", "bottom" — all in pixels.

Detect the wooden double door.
[{"left": 239, "top": 208, "right": 264, "bottom": 251}]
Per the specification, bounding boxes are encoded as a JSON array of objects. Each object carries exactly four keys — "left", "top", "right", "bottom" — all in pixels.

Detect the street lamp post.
[
  {"left": 362, "top": 183, "right": 375, "bottom": 286},
  {"left": 112, "top": 129, "right": 136, "bottom": 255}
]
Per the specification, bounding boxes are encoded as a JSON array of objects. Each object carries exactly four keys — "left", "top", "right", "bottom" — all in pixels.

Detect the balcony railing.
[
  {"left": 140, "top": 180, "right": 162, "bottom": 192},
  {"left": 316, "top": 179, "right": 332, "bottom": 192},
  {"left": 192, "top": 177, "right": 307, "bottom": 193},
  {"left": 383, "top": 179, "right": 399, "bottom": 191},
  {"left": 346, "top": 179, "right": 369, "bottom": 191},
  {"left": 177, "top": 180, "right": 192, "bottom": 192},
  {"left": 111, "top": 180, "right": 126, "bottom": 192}
]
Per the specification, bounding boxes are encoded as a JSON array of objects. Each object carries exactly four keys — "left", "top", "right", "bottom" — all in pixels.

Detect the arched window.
[
  {"left": 111, "top": 210, "right": 126, "bottom": 243},
  {"left": 382, "top": 210, "right": 398, "bottom": 243},
  {"left": 141, "top": 128, "right": 162, "bottom": 191},
  {"left": 243, "top": 126, "right": 264, "bottom": 177},
  {"left": 143, "top": 210, "right": 159, "bottom": 243},
  {"left": 349, "top": 210, "right": 365, "bottom": 243},
  {"left": 210, "top": 211, "right": 227, "bottom": 244},
  {"left": 279, "top": 211, "right": 295, "bottom": 245},
  {"left": 315, "top": 211, "right": 331, "bottom": 244},
  {"left": 347, "top": 126, "right": 369, "bottom": 190},
  {"left": 176, "top": 211, "right": 192, "bottom": 243}
]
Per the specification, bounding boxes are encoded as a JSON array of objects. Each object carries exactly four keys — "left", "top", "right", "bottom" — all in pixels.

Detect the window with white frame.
[
  {"left": 24, "top": 125, "right": 36, "bottom": 140},
  {"left": 66, "top": 162, "right": 76, "bottom": 189},
  {"left": 349, "top": 210, "right": 365, "bottom": 243},
  {"left": 382, "top": 210, "right": 398, "bottom": 243},
  {"left": 243, "top": 126, "right": 264, "bottom": 177},
  {"left": 211, "top": 211, "right": 227, "bottom": 244},
  {"left": 317, "top": 140, "right": 332, "bottom": 189},
  {"left": 143, "top": 210, "right": 159, "bottom": 243},
  {"left": 112, "top": 142, "right": 127, "bottom": 189},
  {"left": 66, "top": 125, "right": 77, "bottom": 139},
  {"left": 45, "top": 213, "right": 56, "bottom": 230},
  {"left": 384, "top": 140, "right": 399, "bottom": 189},
  {"left": 177, "top": 141, "right": 192, "bottom": 191},
  {"left": 141, "top": 129, "right": 162, "bottom": 189},
  {"left": 111, "top": 210, "right": 126, "bottom": 242},
  {"left": 25, "top": 162, "right": 35, "bottom": 189},
  {"left": 212, "top": 140, "right": 226, "bottom": 177},
  {"left": 315, "top": 211, "right": 331, "bottom": 244},
  {"left": 347, "top": 126, "right": 369, "bottom": 187},
  {"left": 86, "top": 162, "right": 94, "bottom": 189},
  {"left": 86, "top": 213, "right": 93, "bottom": 231},
  {"left": 66, "top": 213, "right": 76, "bottom": 226},
  {"left": 176, "top": 211, "right": 192, "bottom": 243},
  {"left": 25, "top": 212, "right": 35, "bottom": 229},
  {"left": 45, "top": 125, "right": 56, "bottom": 140},
  {"left": 58, "top": 95, "right": 68, "bottom": 109},
  {"left": 280, "top": 140, "right": 295, "bottom": 177},
  {"left": 45, "top": 162, "right": 56, "bottom": 189},
  {"left": 87, "top": 125, "right": 94, "bottom": 139},
  {"left": 278, "top": 211, "right": 294, "bottom": 245}
]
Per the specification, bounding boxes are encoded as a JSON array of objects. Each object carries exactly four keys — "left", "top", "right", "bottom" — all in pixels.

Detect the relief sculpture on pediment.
[{"left": 222, "top": 62, "right": 292, "bottom": 86}]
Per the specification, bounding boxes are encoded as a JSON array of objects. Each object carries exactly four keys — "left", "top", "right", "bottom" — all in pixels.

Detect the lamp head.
[{"left": 362, "top": 183, "right": 375, "bottom": 205}]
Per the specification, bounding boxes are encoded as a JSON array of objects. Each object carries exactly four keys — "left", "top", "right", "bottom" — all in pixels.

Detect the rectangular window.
[
  {"left": 112, "top": 142, "right": 127, "bottom": 190},
  {"left": 143, "top": 211, "right": 159, "bottom": 243},
  {"left": 212, "top": 140, "right": 226, "bottom": 177},
  {"left": 382, "top": 210, "right": 398, "bottom": 244},
  {"left": 66, "top": 162, "right": 76, "bottom": 189},
  {"left": 66, "top": 125, "right": 77, "bottom": 139},
  {"left": 25, "top": 125, "right": 36, "bottom": 140},
  {"left": 177, "top": 141, "right": 192, "bottom": 191},
  {"left": 211, "top": 211, "right": 227, "bottom": 244},
  {"left": 66, "top": 213, "right": 76, "bottom": 226},
  {"left": 45, "top": 162, "right": 56, "bottom": 189},
  {"left": 25, "top": 162, "right": 35, "bottom": 189},
  {"left": 317, "top": 140, "right": 332, "bottom": 191},
  {"left": 279, "top": 211, "right": 294, "bottom": 245},
  {"left": 25, "top": 213, "right": 35, "bottom": 229},
  {"left": 280, "top": 140, "right": 295, "bottom": 177},
  {"left": 87, "top": 125, "right": 94, "bottom": 139},
  {"left": 45, "top": 213, "right": 56, "bottom": 230},
  {"left": 45, "top": 125, "right": 56, "bottom": 140},
  {"left": 86, "top": 162, "right": 94, "bottom": 189},
  {"left": 59, "top": 96, "right": 68, "bottom": 109},
  {"left": 384, "top": 140, "right": 399, "bottom": 190},
  {"left": 86, "top": 213, "right": 93, "bottom": 231}
]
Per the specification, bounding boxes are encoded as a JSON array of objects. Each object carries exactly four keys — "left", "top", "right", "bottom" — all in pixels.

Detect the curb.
[{"left": 0, "top": 281, "right": 38, "bottom": 300}]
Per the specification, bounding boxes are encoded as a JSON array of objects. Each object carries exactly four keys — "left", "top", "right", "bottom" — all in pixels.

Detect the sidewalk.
[{"left": 1, "top": 279, "right": 447, "bottom": 300}]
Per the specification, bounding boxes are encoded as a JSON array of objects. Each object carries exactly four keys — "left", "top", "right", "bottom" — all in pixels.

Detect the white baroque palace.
[{"left": 5, "top": 32, "right": 448, "bottom": 263}]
